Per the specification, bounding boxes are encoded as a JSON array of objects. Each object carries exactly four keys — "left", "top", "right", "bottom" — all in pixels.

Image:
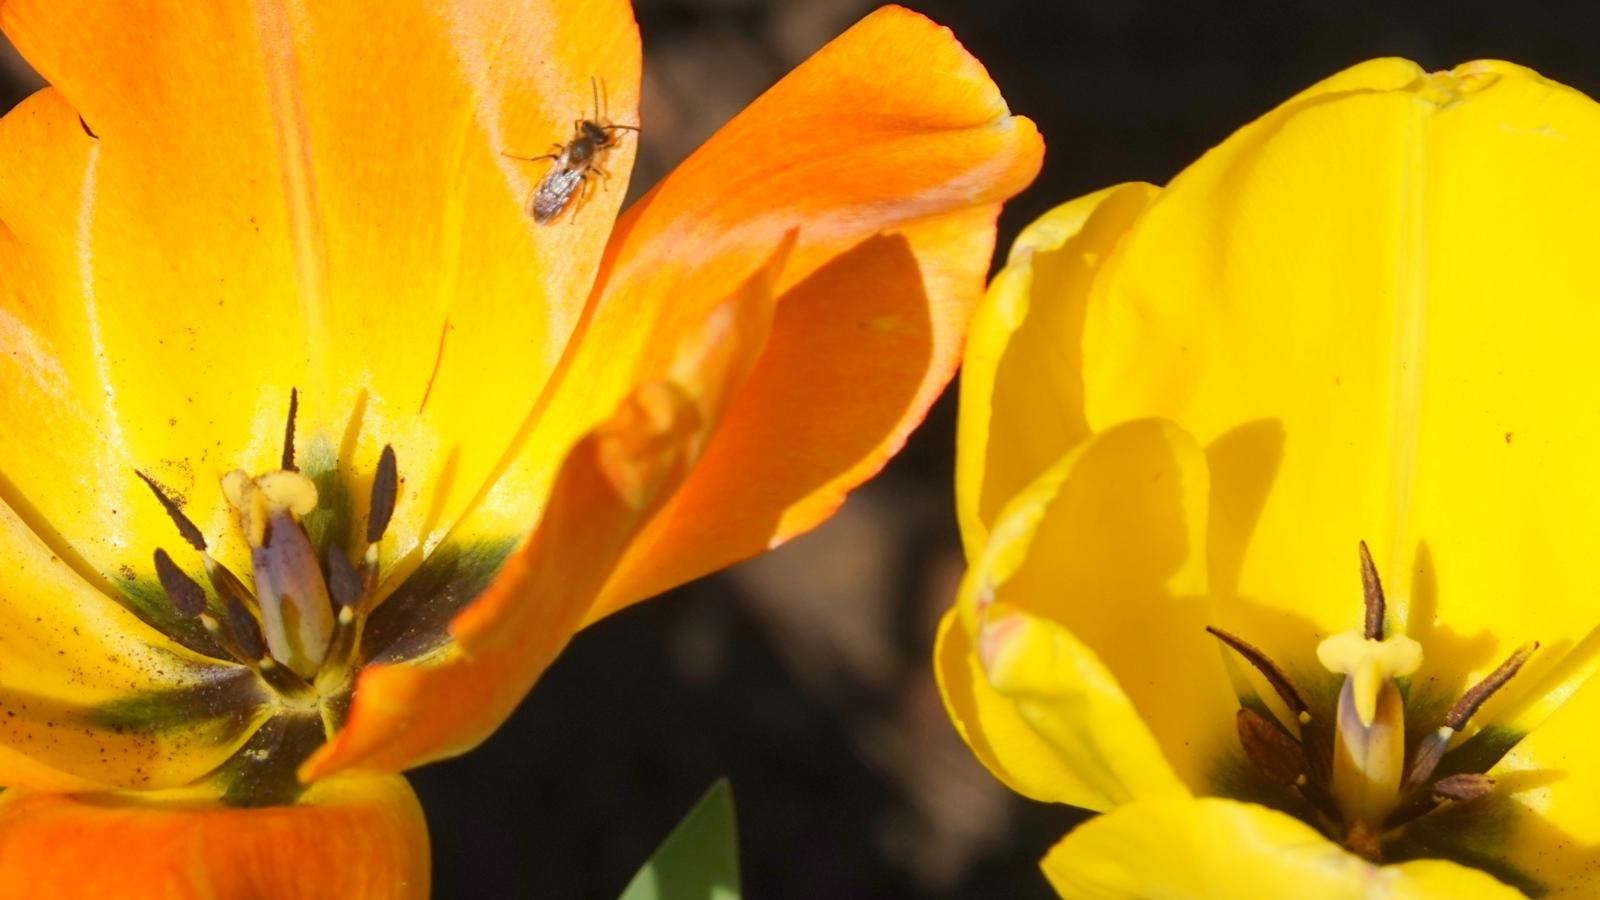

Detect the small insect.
[{"left": 505, "top": 77, "right": 638, "bottom": 224}]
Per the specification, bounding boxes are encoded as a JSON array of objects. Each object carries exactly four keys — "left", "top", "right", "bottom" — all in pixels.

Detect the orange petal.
[
  {"left": 0, "top": 775, "right": 427, "bottom": 899},
  {"left": 562, "top": 5, "right": 1042, "bottom": 617},
  {"left": 303, "top": 244, "right": 790, "bottom": 779},
  {"left": 0, "top": 0, "right": 639, "bottom": 596}
]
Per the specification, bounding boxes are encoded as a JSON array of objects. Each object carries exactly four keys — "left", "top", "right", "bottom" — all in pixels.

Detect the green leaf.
[{"left": 617, "top": 779, "right": 741, "bottom": 900}]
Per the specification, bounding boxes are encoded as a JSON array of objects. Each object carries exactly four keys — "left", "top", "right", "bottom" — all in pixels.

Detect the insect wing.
[{"left": 532, "top": 165, "right": 584, "bottom": 223}]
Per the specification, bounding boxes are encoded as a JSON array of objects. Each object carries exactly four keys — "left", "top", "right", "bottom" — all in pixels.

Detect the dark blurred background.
[{"left": 5, "top": 2, "right": 1600, "bottom": 897}]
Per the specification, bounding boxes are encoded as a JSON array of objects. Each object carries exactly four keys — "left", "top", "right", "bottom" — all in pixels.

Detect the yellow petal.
[
  {"left": 939, "top": 419, "right": 1236, "bottom": 805},
  {"left": 956, "top": 182, "right": 1158, "bottom": 557},
  {"left": 0, "top": 0, "right": 640, "bottom": 600},
  {"left": 1082, "top": 60, "right": 1600, "bottom": 697},
  {"left": 976, "top": 604, "right": 1189, "bottom": 809},
  {"left": 936, "top": 609, "right": 1101, "bottom": 805},
  {"left": 1041, "top": 795, "right": 1522, "bottom": 899},
  {"left": 0, "top": 775, "right": 427, "bottom": 898},
  {"left": 0, "top": 487, "right": 267, "bottom": 791}
]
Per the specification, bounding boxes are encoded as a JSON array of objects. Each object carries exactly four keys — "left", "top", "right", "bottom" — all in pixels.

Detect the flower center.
[
  {"left": 1208, "top": 541, "right": 1537, "bottom": 860},
  {"left": 134, "top": 391, "right": 401, "bottom": 801}
]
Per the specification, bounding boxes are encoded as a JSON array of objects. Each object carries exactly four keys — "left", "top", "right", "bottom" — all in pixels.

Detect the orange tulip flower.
[{"left": 0, "top": 1, "right": 1041, "bottom": 894}]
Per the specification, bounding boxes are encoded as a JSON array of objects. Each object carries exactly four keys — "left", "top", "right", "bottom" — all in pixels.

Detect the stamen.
[
  {"left": 225, "top": 594, "right": 314, "bottom": 697},
  {"left": 197, "top": 612, "right": 234, "bottom": 653},
  {"left": 152, "top": 548, "right": 207, "bottom": 618},
  {"left": 1358, "top": 540, "right": 1384, "bottom": 640},
  {"left": 136, "top": 470, "right": 207, "bottom": 553},
  {"left": 1206, "top": 626, "right": 1310, "bottom": 720},
  {"left": 1236, "top": 707, "right": 1308, "bottom": 788},
  {"left": 1431, "top": 772, "right": 1495, "bottom": 804},
  {"left": 318, "top": 548, "right": 364, "bottom": 681},
  {"left": 205, "top": 562, "right": 259, "bottom": 615},
  {"left": 367, "top": 445, "right": 397, "bottom": 544},
  {"left": 226, "top": 595, "right": 266, "bottom": 662},
  {"left": 326, "top": 547, "right": 362, "bottom": 609},
  {"left": 1403, "top": 641, "right": 1538, "bottom": 794},
  {"left": 281, "top": 388, "right": 299, "bottom": 472},
  {"left": 1401, "top": 727, "right": 1454, "bottom": 800},
  {"left": 1443, "top": 642, "right": 1539, "bottom": 731}
]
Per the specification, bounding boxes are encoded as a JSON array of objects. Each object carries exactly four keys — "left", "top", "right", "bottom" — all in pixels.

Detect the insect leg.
[
  {"left": 571, "top": 172, "right": 597, "bottom": 221},
  {"left": 502, "top": 144, "right": 563, "bottom": 162}
]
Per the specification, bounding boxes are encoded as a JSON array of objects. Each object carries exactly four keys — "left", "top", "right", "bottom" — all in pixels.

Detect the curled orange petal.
[
  {"left": 576, "top": 5, "right": 1045, "bottom": 617},
  {"left": 0, "top": 776, "right": 428, "bottom": 899},
  {"left": 303, "top": 240, "right": 792, "bottom": 779}
]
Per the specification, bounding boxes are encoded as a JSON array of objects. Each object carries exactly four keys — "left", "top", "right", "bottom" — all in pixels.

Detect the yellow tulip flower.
[
  {"left": 0, "top": 0, "right": 1042, "bottom": 894},
  {"left": 940, "top": 59, "right": 1600, "bottom": 898}
]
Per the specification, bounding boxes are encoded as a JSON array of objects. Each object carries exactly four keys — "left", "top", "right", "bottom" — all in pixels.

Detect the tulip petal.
[
  {"left": 955, "top": 182, "right": 1158, "bottom": 557},
  {"left": 488, "top": 5, "right": 1042, "bottom": 618},
  {"left": 0, "top": 0, "right": 639, "bottom": 599},
  {"left": 304, "top": 242, "right": 790, "bottom": 778},
  {"left": 1041, "top": 796, "right": 1521, "bottom": 899},
  {"left": 938, "top": 419, "right": 1237, "bottom": 806},
  {"left": 0, "top": 775, "right": 427, "bottom": 899},
  {"left": 936, "top": 609, "right": 1078, "bottom": 804},
  {"left": 939, "top": 605, "right": 1189, "bottom": 811},
  {"left": 0, "top": 476, "right": 268, "bottom": 791},
  {"left": 1082, "top": 60, "right": 1600, "bottom": 703}
]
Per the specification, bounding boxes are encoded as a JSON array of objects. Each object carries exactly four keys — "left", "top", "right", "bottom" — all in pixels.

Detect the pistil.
[
  {"left": 1317, "top": 629, "right": 1420, "bottom": 829},
  {"left": 221, "top": 468, "right": 333, "bottom": 678}
]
